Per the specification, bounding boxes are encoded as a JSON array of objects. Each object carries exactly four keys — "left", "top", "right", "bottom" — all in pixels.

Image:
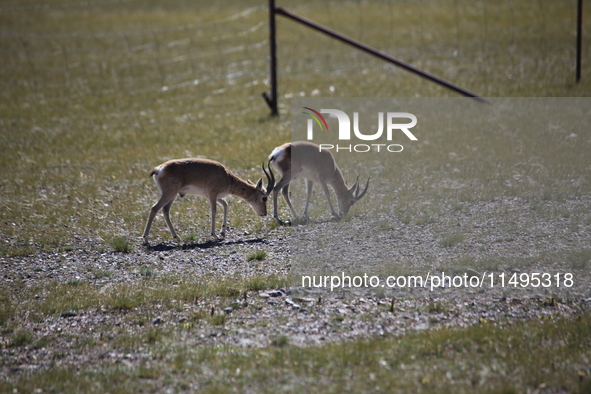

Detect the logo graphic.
[
  {"left": 303, "top": 107, "right": 418, "bottom": 153},
  {"left": 302, "top": 107, "right": 329, "bottom": 139}
]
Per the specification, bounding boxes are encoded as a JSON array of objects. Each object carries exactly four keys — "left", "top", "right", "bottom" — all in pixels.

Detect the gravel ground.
[{"left": 1, "top": 195, "right": 590, "bottom": 380}]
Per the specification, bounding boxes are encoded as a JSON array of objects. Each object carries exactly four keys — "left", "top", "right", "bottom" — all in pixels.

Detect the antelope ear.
[
  {"left": 255, "top": 178, "right": 263, "bottom": 189},
  {"left": 247, "top": 178, "right": 254, "bottom": 185}
]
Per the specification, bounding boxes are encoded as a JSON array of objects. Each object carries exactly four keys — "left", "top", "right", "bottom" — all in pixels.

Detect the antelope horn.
[
  {"left": 354, "top": 177, "right": 370, "bottom": 201},
  {"left": 262, "top": 161, "right": 275, "bottom": 194}
]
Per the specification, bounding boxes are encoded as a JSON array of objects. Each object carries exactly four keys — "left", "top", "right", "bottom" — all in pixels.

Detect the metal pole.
[
  {"left": 275, "top": 7, "right": 489, "bottom": 103},
  {"left": 577, "top": 0, "right": 583, "bottom": 83},
  {"left": 263, "top": 0, "right": 279, "bottom": 115}
]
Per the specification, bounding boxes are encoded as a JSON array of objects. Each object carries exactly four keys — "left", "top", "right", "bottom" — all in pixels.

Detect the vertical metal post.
[
  {"left": 576, "top": 0, "right": 583, "bottom": 83},
  {"left": 263, "top": 0, "right": 279, "bottom": 116}
]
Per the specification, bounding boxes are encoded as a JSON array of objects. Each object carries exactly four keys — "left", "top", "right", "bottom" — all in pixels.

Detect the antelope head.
[
  {"left": 247, "top": 162, "right": 275, "bottom": 216},
  {"left": 339, "top": 176, "right": 370, "bottom": 216}
]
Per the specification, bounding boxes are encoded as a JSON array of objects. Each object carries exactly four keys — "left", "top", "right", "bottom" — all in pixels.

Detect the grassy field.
[
  {"left": 0, "top": 0, "right": 589, "bottom": 255},
  {"left": 1, "top": 0, "right": 591, "bottom": 392},
  {"left": 2, "top": 313, "right": 591, "bottom": 393}
]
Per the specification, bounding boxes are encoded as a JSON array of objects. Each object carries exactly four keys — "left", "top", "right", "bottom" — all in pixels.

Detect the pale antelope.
[
  {"left": 268, "top": 141, "right": 369, "bottom": 223},
  {"left": 142, "top": 159, "right": 275, "bottom": 245}
]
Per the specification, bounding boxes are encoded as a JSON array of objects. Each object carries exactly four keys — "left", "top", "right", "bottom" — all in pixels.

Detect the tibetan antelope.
[
  {"left": 268, "top": 141, "right": 369, "bottom": 223},
  {"left": 142, "top": 159, "right": 275, "bottom": 245}
]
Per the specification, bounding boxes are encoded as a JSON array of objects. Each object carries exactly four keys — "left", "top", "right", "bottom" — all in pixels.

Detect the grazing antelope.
[
  {"left": 142, "top": 159, "right": 275, "bottom": 245},
  {"left": 268, "top": 141, "right": 369, "bottom": 223}
]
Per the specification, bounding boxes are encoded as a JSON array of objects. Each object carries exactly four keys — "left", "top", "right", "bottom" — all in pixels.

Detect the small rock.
[
  {"left": 224, "top": 307, "right": 233, "bottom": 314},
  {"left": 285, "top": 298, "right": 301, "bottom": 309},
  {"left": 61, "top": 310, "right": 78, "bottom": 318},
  {"left": 268, "top": 290, "right": 283, "bottom": 297},
  {"left": 152, "top": 316, "right": 163, "bottom": 325},
  {"left": 239, "top": 338, "right": 255, "bottom": 347},
  {"left": 178, "top": 317, "right": 188, "bottom": 324}
]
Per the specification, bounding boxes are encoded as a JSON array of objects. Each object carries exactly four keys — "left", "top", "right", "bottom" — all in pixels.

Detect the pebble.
[
  {"left": 1, "top": 195, "right": 589, "bottom": 376},
  {"left": 268, "top": 290, "right": 284, "bottom": 297},
  {"left": 61, "top": 310, "right": 78, "bottom": 318}
]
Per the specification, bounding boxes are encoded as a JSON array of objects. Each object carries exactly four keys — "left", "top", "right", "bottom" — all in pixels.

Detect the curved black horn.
[
  {"left": 262, "top": 161, "right": 275, "bottom": 193},
  {"left": 355, "top": 177, "right": 370, "bottom": 201}
]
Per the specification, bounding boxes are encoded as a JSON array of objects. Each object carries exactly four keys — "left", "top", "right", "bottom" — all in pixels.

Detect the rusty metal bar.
[{"left": 275, "top": 7, "right": 489, "bottom": 103}]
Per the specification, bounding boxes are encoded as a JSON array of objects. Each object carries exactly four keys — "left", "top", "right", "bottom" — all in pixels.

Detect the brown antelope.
[
  {"left": 142, "top": 159, "right": 275, "bottom": 245},
  {"left": 268, "top": 141, "right": 369, "bottom": 223}
]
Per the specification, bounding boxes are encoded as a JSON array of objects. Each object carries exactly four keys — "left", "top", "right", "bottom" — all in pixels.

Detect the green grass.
[
  {"left": 440, "top": 232, "right": 465, "bottom": 248},
  {"left": 270, "top": 334, "right": 290, "bottom": 348},
  {"left": 9, "top": 330, "right": 35, "bottom": 348},
  {"left": 144, "top": 328, "right": 163, "bottom": 345},
  {"left": 246, "top": 249, "right": 268, "bottom": 261},
  {"left": 244, "top": 274, "right": 287, "bottom": 291},
  {"left": 0, "top": 274, "right": 287, "bottom": 327},
  {"left": 108, "top": 235, "right": 134, "bottom": 253},
  {"left": 2, "top": 314, "right": 590, "bottom": 393},
  {"left": 208, "top": 314, "right": 227, "bottom": 327},
  {"left": 425, "top": 301, "right": 450, "bottom": 314},
  {"left": 33, "top": 274, "right": 287, "bottom": 316},
  {"left": 568, "top": 249, "right": 591, "bottom": 269},
  {"left": 0, "top": 0, "right": 590, "bottom": 392},
  {"left": 0, "top": 0, "right": 589, "bottom": 256},
  {"left": 0, "top": 291, "right": 12, "bottom": 327}
]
